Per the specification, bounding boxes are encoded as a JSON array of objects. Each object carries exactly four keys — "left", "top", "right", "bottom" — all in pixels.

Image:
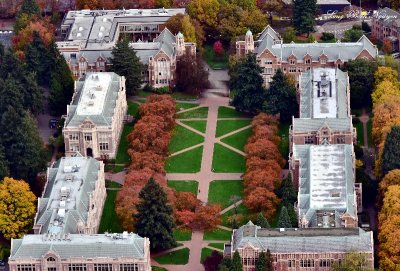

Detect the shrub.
[
  {"left": 321, "top": 32, "right": 334, "bottom": 41},
  {"left": 153, "top": 86, "right": 171, "bottom": 94}
]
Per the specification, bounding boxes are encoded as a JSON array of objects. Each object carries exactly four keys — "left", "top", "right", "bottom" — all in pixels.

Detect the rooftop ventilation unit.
[
  {"left": 77, "top": 33, "right": 82, "bottom": 38},
  {"left": 58, "top": 208, "right": 66, "bottom": 218},
  {"left": 88, "top": 100, "right": 95, "bottom": 106},
  {"left": 100, "top": 26, "right": 105, "bottom": 31},
  {"left": 64, "top": 165, "right": 73, "bottom": 173},
  {"left": 60, "top": 200, "right": 66, "bottom": 207}
]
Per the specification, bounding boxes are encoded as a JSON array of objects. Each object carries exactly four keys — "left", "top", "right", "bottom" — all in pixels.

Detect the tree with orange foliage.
[
  {"left": 139, "top": 95, "right": 176, "bottom": 129},
  {"left": 76, "top": 0, "right": 99, "bottom": 9},
  {"left": 245, "top": 138, "right": 285, "bottom": 166},
  {"left": 246, "top": 157, "right": 281, "bottom": 174},
  {"left": 380, "top": 169, "right": 400, "bottom": 194},
  {"left": 192, "top": 204, "right": 221, "bottom": 230},
  {"left": 243, "top": 169, "right": 279, "bottom": 191},
  {"left": 382, "top": 38, "right": 393, "bottom": 55},
  {"left": 175, "top": 192, "right": 201, "bottom": 211},
  {"left": 243, "top": 187, "right": 280, "bottom": 218},
  {"left": 372, "top": 95, "right": 400, "bottom": 146},
  {"left": 175, "top": 210, "right": 196, "bottom": 226},
  {"left": 115, "top": 184, "right": 142, "bottom": 231},
  {"left": 129, "top": 150, "right": 166, "bottom": 174}
]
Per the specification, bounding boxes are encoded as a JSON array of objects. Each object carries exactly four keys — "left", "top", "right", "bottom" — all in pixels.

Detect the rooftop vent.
[
  {"left": 58, "top": 208, "right": 66, "bottom": 218},
  {"left": 102, "top": 18, "right": 108, "bottom": 22},
  {"left": 60, "top": 200, "right": 66, "bottom": 207},
  {"left": 100, "top": 26, "right": 105, "bottom": 31},
  {"left": 78, "top": 27, "right": 84, "bottom": 31},
  {"left": 64, "top": 165, "right": 73, "bottom": 173},
  {"left": 88, "top": 100, "right": 95, "bottom": 106},
  {"left": 98, "top": 32, "right": 103, "bottom": 38},
  {"left": 77, "top": 33, "right": 82, "bottom": 38}
]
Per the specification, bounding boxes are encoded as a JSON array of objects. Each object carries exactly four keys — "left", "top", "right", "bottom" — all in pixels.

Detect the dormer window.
[
  {"left": 305, "top": 58, "right": 311, "bottom": 64},
  {"left": 320, "top": 57, "right": 327, "bottom": 64},
  {"left": 289, "top": 58, "right": 296, "bottom": 65}
]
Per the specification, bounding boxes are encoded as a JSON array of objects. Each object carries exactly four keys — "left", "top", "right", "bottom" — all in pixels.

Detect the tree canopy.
[
  {"left": 293, "top": 0, "right": 317, "bottom": 35},
  {"left": 381, "top": 126, "right": 400, "bottom": 176},
  {"left": 231, "top": 251, "right": 243, "bottom": 271},
  {"left": 175, "top": 52, "right": 209, "bottom": 94},
  {"left": 110, "top": 37, "right": 144, "bottom": 95},
  {"left": 0, "top": 177, "right": 36, "bottom": 239},
  {"left": 278, "top": 206, "right": 292, "bottom": 228}
]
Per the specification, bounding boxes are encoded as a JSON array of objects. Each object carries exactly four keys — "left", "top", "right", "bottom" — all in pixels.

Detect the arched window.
[
  {"left": 47, "top": 257, "right": 56, "bottom": 262},
  {"left": 157, "top": 58, "right": 167, "bottom": 67}
]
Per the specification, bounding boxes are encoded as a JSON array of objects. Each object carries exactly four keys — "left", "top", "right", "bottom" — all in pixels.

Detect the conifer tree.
[
  {"left": 286, "top": 204, "right": 298, "bottom": 227},
  {"left": 293, "top": 0, "right": 318, "bottom": 35},
  {"left": 278, "top": 206, "right": 292, "bottom": 228},
  {"left": 231, "top": 251, "right": 243, "bottom": 271},
  {"left": 110, "top": 37, "right": 144, "bottom": 95},
  {"left": 277, "top": 175, "right": 297, "bottom": 206},
  {"left": 381, "top": 126, "right": 400, "bottom": 176},
  {"left": 134, "top": 178, "right": 176, "bottom": 250},
  {"left": 255, "top": 251, "right": 267, "bottom": 271},
  {"left": 265, "top": 249, "right": 273, "bottom": 271},
  {"left": 255, "top": 213, "right": 270, "bottom": 228},
  {"left": 0, "top": 146, "right": 9, "bottom": 180},
  {"left": 18, "top": 0, "right": 41, "bottom": 17},
  {"left": 230, "top": 53, "right": 266, "bottom": 114},
  {"left": 26, "top": 32, "right": 50, "bottom": 85}
]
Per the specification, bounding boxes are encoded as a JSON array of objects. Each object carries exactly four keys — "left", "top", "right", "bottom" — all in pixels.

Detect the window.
[
  {"left": 94, "top": 264, "right": 112, "bottom": 271},
  {"left": 300, "top": 259, "right": 314, "bottom": 267},
  {"left": 289, "top": 58, "right": 296, "bottom": 65},
  {"left": 321, "top": 58, "right": 327, "bottom": 64},
  {"left": 320, "top": 259, "right": 333, "bottom": 267},
  {"left": 265, "top": 59, "right": 273, "bottom": 64},
  {"left": 289, "top": 67, "right": 297, "bottom": 73},
  {"left": 69, "top": 133, "right": 79, "bottom": 141},
  {"left": 17, "top": 265, "right": 35, "bottom": 271},
  {"left": 48, "top": 268, "right": 57, "bottom": 271},
  {"left": 84, "top": 133, "right": 92, "bottom": 141},
  {"left": 265, "top": 68, "right": 273, "bottom": 74},
  {"left": 99, "top": 143, "right": 109, "bottom": 151},
  {"left": 305, "top": 58, "right": 311, "bottom": 64},
  {"left": 47, "top": 257, "right": 56, "bottom": 262},
  {"left": 305, "top": 136, "right": 314, "bottom": 144},
  {"left": 336, "top": 136, "right": 345, "bottom": 144},
  {"left": 119, "top": 264, "right": 139, "bottom": 271},
  {"left": 68, "top": 264, "right": 87, "bottom": 271},
  {"left": 71, "top": 53, "right": 77, "bottom": 59},
  {"left": 288, "top": 259, "right": 295, "bottom": 268},
  {"left": 70, "top": 144, "right": 79, "bottom": 152}
]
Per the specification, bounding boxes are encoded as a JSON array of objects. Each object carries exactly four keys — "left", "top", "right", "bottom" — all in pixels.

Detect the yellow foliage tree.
[
  {"left": 372, "top": 95, "right": 400, "bottom": 146},
  {"left": 187, "top": 0, "right": 220, "bottom": 28},
  {"left": 0, "top": 177, "right": 36, "bottom": 239},
  {"left": 372, "top": 80, "right": 400, "bottom": 105},
  {"left": 181, "top": 15, "right": 196, "bottom": 43},
  {"left": 380, "top": 169, "right": 400, "bottom": 194},
  {"left": 374, "top": 66, "right": 398, "bottom": 86},
  {"left": 378, "top": 185, "right": 400, "bottom": 271}
]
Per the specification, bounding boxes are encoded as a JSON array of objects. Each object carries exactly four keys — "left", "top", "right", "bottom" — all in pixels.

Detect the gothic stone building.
[
  {"left": 57, "top": 8, "right": 196, "bottom": 88},
  {"left": 9, "top": 233, "right": 151, "bottom": 271},
  {"left": 236, "top": 26, "right": 377, "bottom": 87},
  {"left": 372, "top": 7, "right": 400, "bottom": 52},
  {"left": 63, "top": 72, "right": 127, "bottom": 159},
  {"left": 225, "top": 222, "right": 374, "bottom": 271},
  {"left": 33, "top": 156, "right": 106, "bottom": 235}
]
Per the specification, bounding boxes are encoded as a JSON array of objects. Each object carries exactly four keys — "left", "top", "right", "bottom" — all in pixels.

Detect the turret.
[
  {"left": 245, "top": 29, "right": 254, "bottom": 54},
  {"left": 176, "top": 32, "right": 185, "bottom": 56}
]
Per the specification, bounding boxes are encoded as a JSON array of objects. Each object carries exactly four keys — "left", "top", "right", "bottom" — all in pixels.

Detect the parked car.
[{"left": 391, "top": 52, "right": 400, "bottom": 59}]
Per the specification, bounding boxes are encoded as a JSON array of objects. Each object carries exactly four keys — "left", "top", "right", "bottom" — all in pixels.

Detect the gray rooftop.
[
  {"left": 10, "top": 232, "right": 147, "bottom": 259},
  {"left": 232, "top": 221, "right": 373, "bottom": 253},
  {"left": 252, "top": 26, "right": 377, "bottom": 61},
  {"left": 374, "top": 8, "right": 400, "bottom": 27},
  {"left": 35, "top": 156, "right": 102, "bottom": 234},
  {"left": 293, "top": 144, "right": 357, "bottom": 227},
  {"left": 65, "top": 72, "right": 123, "bottom": 128}
]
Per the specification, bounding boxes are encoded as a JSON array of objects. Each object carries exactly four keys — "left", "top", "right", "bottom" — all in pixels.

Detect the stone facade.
[
  {"left": 63, "top": 73, "right": 127, "bottom": 159},
  {"left": 226, "top": 222, "right": 374, "bottom": 271},
  {"left": 33, "top": 156, "right": 106, "bottom": 235},
  {"left": 9, "top": 233, "right": 151, "bottom": 271},
  {"left": 236, "top": 26, "right": 377, "bottom": 87},
  {"left": 57, "top": 8, "right": 196, "bottom": 88},
  {"left": 372, "top": 8, "right": 400, "bottom": 52}
]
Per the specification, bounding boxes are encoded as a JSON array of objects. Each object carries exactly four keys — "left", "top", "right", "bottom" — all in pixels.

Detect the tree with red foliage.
[
  {"left": 213, "top": 40, "right": 224, "bottom": 56},
  {"left": 243, "top": 187, "right": 280, "bottom": 218},
  {"left": 245, "top": 138, "right": 285, "bottom": 166},
  {"left": 129, "top": 150, "right": 166, "bottom": 174},
  {"left": 192, "top": 204, "right": 221, "bottom": 230},
  {"left": 175, "top": 192, "right": 201, "bottom": 211},
  {"left": 243, "top": 169, "right": 280, "bottom": 191},
  {"left": 175, "top": 210, "right": 196, "bottom": 226},
  {"left": 383, "top": 38, "right": 393, "bottom": 55},
  {"left": 246, "top": 157, "right": 281, "bottom": 173}
]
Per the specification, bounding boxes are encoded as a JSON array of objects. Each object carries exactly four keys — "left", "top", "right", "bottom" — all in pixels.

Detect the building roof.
[
  {"left": 65, "top": 72, "right": 123, "bottom": 128},
  {"left": 293, "top": 144, "right": 357, "bottom": 227},
  {"left": 231, "top": 222, "right": 373, "bottom": 253},
  {"left": 35, "top": 156, "right": 103, "bottom": 234},
  {"left": 375, "top": 8, "right": 400, "bottom": 27},
  {"left": 10, "top": 232, "right": 147, "bottom": 259},
  {"left": 251, "top": 26, "right": 377, "bottom": 61},
  {"left": 299, "top": 68, "right": 349, "bottom": 119}
]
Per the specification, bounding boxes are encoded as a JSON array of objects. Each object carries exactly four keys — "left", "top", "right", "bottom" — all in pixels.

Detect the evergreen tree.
[
  {"left": 263, "top": 69, "right": 298, "bottom": 121},
  {"left": 255, "top": 252, "right": 267, "bottom": 271},
  {"left": 0, "top": 77, "right": 24, "bottom": 115},
  {"left": 278, "top": 206, "right": 292, "bottom": 228},
  {"left": 293, "top": 0, "right": 318, "bottom": 35},
  {"left": 286, "top": 204, "right": 298, "bottom": 227},
  {"left": 0, "top": 145, "right": 9, "bottom": 180},
  {"left": 255, "top": 213, "right": 270, "bottom": 228},
  {"left": 231, "top": 251, "right": 243, "bottom": 271},
  {"left": 0, "top": 43, "right": 4, "bottom": 61},
  {"left": 21, "top": 72, "right": 43, "bottom": 115},
  {"left": 265, "top": 249, "right": 273, "bottom": 271},
  {"left": 203, "top": 250, "right": 223, "bottom": 271},
  {"left": 26, "top": 32, "right": 50, "bottom": 85},
  {"left": 218, "top": 257, "right": 232, "bottom": 271},
  {"left": 110, "top": 38, "right": 144, "bottom": 95},
  {"left": 230, "top": 53, "right": 266, "bottom": 114},
  {"left": 134, "top": 178, "right": 176, "bottom": 250},
  {"left": 18, "top": 0, "right": 41, "bottom": 17},
  {"left": 381, "top": 126, "right": 400, "bottom": 176},
  {"left": 277, "top": 175, "right": 297, "bottom": 206}
]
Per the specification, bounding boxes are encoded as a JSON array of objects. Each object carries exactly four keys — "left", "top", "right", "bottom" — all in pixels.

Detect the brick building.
[
  {"left": 236, "top": 26, "right": 377, "bottom": 87},
  {"left": 63, "top": 72, "right": 127, "bottom": 159},
  {"left": 371, "top": 7, "right": 400, "bottom": 52},
  {"left": 57, "top": 8, "right": 196, "bottom": 88},
  {"left": 225, "top": 222, "right": 374, "bottom": 271},
  {"left": 33, "top": 156, "right": 106, "bottom": 235}
]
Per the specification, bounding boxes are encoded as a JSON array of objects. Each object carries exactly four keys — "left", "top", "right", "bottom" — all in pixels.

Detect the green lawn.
[
  {"left": 152, "top": 267, "right": 168, "bottom": 271},
  {"left": 173, "top": 228, "right": 192, "bottom": 241},
  {"left": 106, "top": 180, "right": 122, "bottom": 188},
  {"left": 221, "top": 128, "right": 252, "bottom": 152},
  {"left": 203, "top": 228, "right": 232, "bottom": 241},
  {"left": 212, "top": 143, "right": 246, "bottom": 173},
  {"left": 278, "top": 122, "right": 290, "bottom": 165},
  {"left": 215, "top": 120, "right": 252, "bottom": 138},
  {"left": 207, "top": 243, "right": 225, "bottom": 250},
  {"left": 208, "top": 180, "right": 243, "bottom": 208},
  {"left": 221, "top": 204, "right": 250, "bottom": 227},
  {"left": 203, "top": 45, "right": 229, "bottom": 69},
  {"left": 217, "top": 106, "right": 248, "bottom": 118},
  {"left": 168, "top": 180, "right": 198, "bottom": 195},
  {"left": 104, "top": 164, "right": 125, "bottom": 173},
  {"left": 166, "top": 146, "right": 203, "bottom": 173},
  {"left": 176, "top": 102, "right": 199, "bottom": 110},
  {"left": 354, "top": 121, "right": 364, "bottom": 146},
  {"left": 180, "top": 120, "right": 207, "bottom": 133},
  {"left": 127, "top": 101, "right": 140, "bottom": 116},
  {"left": 98, "top": 184, "right": 123, "bottom": 233},
  {"left": 169, "top": 125, "right": 204, "bottom": 153},
  {"left": 115, "top": 123, "right": 134, "bottom": 164},
  {"left": 177, "top": 107, "right": 209, "bottom": 119},
  {"left": 154, "top": 248, "right": 190, "bottom": 265},
  {"left": 201, "top": 248, "right": 222, "bottom": 263}
]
